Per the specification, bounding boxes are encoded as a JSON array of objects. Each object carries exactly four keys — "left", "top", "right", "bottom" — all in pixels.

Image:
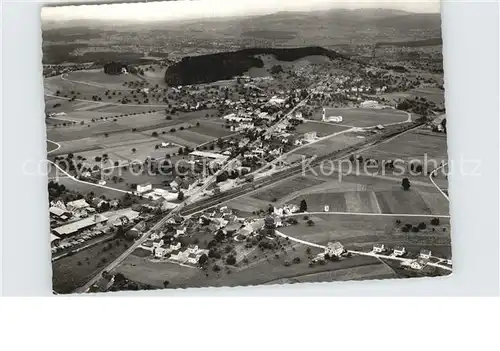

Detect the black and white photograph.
[{"left": 41, "top": 0, "right": 451, "bottom": 294}]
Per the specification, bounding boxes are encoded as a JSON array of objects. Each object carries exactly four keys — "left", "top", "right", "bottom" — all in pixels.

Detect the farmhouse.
[
  {"left": 410, "top": 259, "right": 427, "bottom": 270},
  {"left": 304, "top": 131, "right": 317, "bottom": 142},
  {"left": 393, "top": 246, "right": 406, "bottom": 257},
  {"left": 419, "top": 249, "right": 432, "bottom": 260},
  {"left": 372, "top": 243, "right": 385, "bottom": 253},
  {"left": 325, "top": 242, "right": 344, "bottom": 257}
]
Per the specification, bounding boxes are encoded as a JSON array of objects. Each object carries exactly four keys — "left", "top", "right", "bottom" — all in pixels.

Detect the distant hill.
[{"left": 164, "top": 46, "right": 347, "bottom": 86}]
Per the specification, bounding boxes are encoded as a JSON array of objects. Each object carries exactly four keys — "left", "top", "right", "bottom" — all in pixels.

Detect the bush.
[
  {"left": 418, "top": 222, "right": 427, "bottom": 230},
  {"left": 292, "top": 257, "right": 301, "bottom": 264},
  {"left": 402, "top": 226, "right": 410, "bottom": 233},
  {"left": 430, "top": 218, "right": 440, "bottom": 226},
  {"left": 283, "top": 260, "right": 291, "bottom": 267},
  {"left": 226, "top": 255, "right": 236, "bottom": 265},
  {"left": 411, "top": 226, "right": 420, "bottom": 233}
]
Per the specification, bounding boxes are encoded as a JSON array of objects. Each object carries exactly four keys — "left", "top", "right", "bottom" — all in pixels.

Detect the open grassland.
[
  {"left": 252, "top": 175, "right": 326, "bottom": 202},
  {"left": 265, "top": 262, "right": 398, "bottom": 285},
  {"left": 295, "top": 121, "right": 350, "bottom": 137},
  {"left": 52, "top": 237, "right": 130, "bottom": 294},
  {"left": 65, "top": 69, "right": 143, "bottom": 88},
  {"left": 378, "top": 87, "right": 445, "bottom": 105},
  {"left": 180, "top": 250, "right": 387, "bottom": 288},
  {"left": 364, "top": 128, "right": 448, "bottom": 162},
  {"left": 290, "top": 131, "right": 364, "bottom": 158},
  {"left": 311, "top": 107, "right": 409, "bottom": 127},
  {"left": 280, "top": 214, "right": 451, "bottom": 253},
  {"left": 115, "top": 254, "right": 199, "bottom": 288}
]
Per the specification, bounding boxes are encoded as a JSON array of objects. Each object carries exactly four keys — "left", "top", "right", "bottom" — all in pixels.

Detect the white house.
[
  {"left": 169, "top": 242, "right": 181, "bottom": 251},
  {"left": 373, "top": 243, "right": 385, "bottom": 253},
  {"left": 419, "top": 249, "right": 432, "bottom": 260},
  {"left": 154, "top": 247, "right": 168, "bottom": 258},
  {"left": 393, "top": 245, "right": 406, "bottom": 257},
  {"left": 325, "top": 242, "right": 344, "bottom": 257},
  {"left": 324, "top": 205, "right": 330, "bottom": 212},
  {"left": 152, "top": 240, "right": 164, "bottom": 249},
  {"left": 187, "top": 244, "right": 198, "bottom": 254},
  {"left": 410, "top": 259, "right": 426, "bottom": 270},
  {"left": 176, "top": 226, "right": 187, "bottom": 236},
  {"left": 304, "top": 131, "right": 317, "bottom": 142}
]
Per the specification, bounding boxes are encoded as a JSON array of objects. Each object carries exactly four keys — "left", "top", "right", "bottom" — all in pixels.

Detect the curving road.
[{"left": 274, "top": 230, "right": 452, "bottom": 272}]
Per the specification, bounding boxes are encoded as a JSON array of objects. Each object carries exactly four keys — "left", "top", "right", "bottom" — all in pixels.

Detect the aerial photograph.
[{"left": 42, "top": 0, "right": 451, "bottom": 294}]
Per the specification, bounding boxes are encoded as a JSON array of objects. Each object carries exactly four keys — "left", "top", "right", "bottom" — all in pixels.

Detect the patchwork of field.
[
  {"left": 365, "top": 128, "right": 448, "bottom": 162},
  {"left": 295, "top": 121, "right": 351, "bottom": 137},
  {"left": 312, "top": 107, "right": 409, "bottom": 128},
  {"left": 230, "top": 169, "right": 448, "bottom": 216},
  {"left": 280, "top": 214, "right": 451, "bottom": 253}
]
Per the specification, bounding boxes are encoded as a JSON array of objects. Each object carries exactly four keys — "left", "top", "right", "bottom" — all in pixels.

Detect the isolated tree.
[
  {"left": 401, "top": 178, "right": 411, "bottom": 191},
  {"left": 198, "top": 254, "right": 208, "bottom": 266},
  {"left": 430, "top": 218, "right": 440, "bottom": 226},
  {"left": 163, "top": 281, "right": 170, "bottom": 288},
  {"left": 196, "top": 122, "right": 200, "bottom": 127},
  {"left": 177, "top": 191, "right": 184, "bottom": 201},
  {"left": 226, "top": 255, "right": 236, "bottom": 265},
  {"left": 131, "top": 148, "right": 136, "bottom": 153},
  {"left": 307, "top": 219, "right": 315, "bottom": 227},
  {"left": 299, "top": 199, "right": 308, "bottom": 212}
]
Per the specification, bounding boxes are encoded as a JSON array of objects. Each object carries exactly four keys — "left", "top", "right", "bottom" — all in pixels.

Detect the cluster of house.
[
  {"left": 372, "top": 244, "right": 452, "bottom": 270},
  {"left": 49, "top": 198, "right": 139, "bottom": 249},
  {"left": 49, "top": 198, "right": 119, "bottom": 226},
  {"left": 313, "top": 242, "right": 346, "bottom": 263},
  {"left": 150, "top": 239, "right": 209, "bottom": 265}
]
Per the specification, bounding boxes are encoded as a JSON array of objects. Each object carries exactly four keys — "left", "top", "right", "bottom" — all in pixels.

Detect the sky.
[{"left": 41, "top": 0, "right": 440, "bottom": 22}]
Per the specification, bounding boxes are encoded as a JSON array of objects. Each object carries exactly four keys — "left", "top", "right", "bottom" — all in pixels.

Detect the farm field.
[
  {"left": 265, "top": 262, "right": 398, "bottom": 285},
  {"left": 280, "top": 214, "right": 451, "bottom": 252},
  {"left": 289, "top": 131, "right": 364, "bottom": 158},
  {"left": 378, "top": 87, "right": 445, "bottom": 105},
  {"left": 52, "top": 237, "right": 131, "bottom": 294},
  {"left": 115, "top": 254, "right": 199, "bottom": 288},
  {"left": 252, "top": 175, "right": 326, "bottom": 202},
  {"left": 311, "top": 107, "right": 409, "bottom": 127},
  {"left": 295, "top": 121, "right": 351, "bottom": 137},
  {"left": 364, "top": 128, "right": 448, "bottom": 162},
  {"left": 179, "top": 249, "right": 388, "bottom": 288}
]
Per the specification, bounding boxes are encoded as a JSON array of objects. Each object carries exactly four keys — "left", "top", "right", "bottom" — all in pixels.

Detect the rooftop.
[{"left": 53, "top": 214, "right": 108, "bottom": 236}]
